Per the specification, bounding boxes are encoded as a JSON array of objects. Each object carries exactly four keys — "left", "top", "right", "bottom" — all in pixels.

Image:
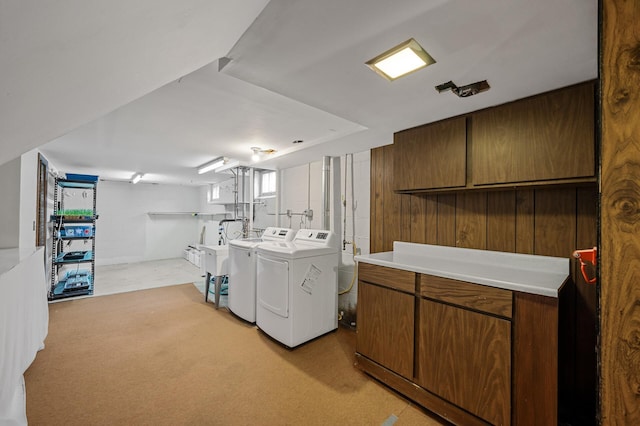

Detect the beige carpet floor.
[{"left": 25, "top": 284, "right": 446, "bottom": 425}]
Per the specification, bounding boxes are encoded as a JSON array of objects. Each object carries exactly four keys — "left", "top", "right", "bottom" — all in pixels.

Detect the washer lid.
[
  {"left": 257, "top": 241, "right": 338, "bottom": 259},
  {"left": 229, "top": 238, "right": 264, "bottom": 249}
]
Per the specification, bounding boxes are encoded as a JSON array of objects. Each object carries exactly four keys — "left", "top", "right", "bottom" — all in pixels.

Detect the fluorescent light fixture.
[
  {"left": 366, "top": 38, "right": 436, "bottom": 81},
  {"left": 197, "top": 157, "right": 226, "bottom": 174},
  {"left": 215, "top": 159, "right": 240, "bottom": 173},
  {"left": 131, "top": 173, "right": 143, "bottom": 184}
]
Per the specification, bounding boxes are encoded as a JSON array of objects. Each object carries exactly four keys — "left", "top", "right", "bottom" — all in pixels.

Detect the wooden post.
[{"left": 600, "top": 0, "right": 640, "bottom": 423}]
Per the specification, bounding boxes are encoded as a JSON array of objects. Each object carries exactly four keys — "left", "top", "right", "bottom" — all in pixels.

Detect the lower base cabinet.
[
  {"left": 356, "top": 263, "right": 560, "bottom": 426},
  {"left": 417, "top": 300, "right": 511, "bottom": 425},
  {"left": 356, "top": 282, "right": 414, "bottom": 379}
]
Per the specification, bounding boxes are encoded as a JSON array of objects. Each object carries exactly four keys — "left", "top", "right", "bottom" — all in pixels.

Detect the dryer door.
[{"left": 257, "top": 255, "right": 289, "bottom": 318}]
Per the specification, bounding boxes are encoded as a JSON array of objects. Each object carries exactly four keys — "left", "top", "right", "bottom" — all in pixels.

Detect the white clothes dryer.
[
  {"left": 228, "top": 227, "right": 295, "bottom": 322},
  {"left": 256, "top": 229, "right": 339, "bottom": 348}
]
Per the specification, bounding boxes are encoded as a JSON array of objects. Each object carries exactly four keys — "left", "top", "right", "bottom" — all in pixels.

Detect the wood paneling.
[
  {"left": 534, "top": 188, "right": 576, "bottom": 257},
  {"left": 436, "top": 194, "right": 456, "bottom": 246},
  {"left": 400, "top": 195, "right": 411, "bottom": 242},
  {"left": 425, "top": 194, "right": 438, "bottom": 244},
  {"left": 487, "top": 191, "right": 516, "bottom": 252},
  {"left": 383, "top": 144, "right": 402, "bottom": 252},
  {"left": 356, "top": 281, "right": 414, "bottom": 379},
  {"left": 394, "top": 117, "right": 467, "bottom": 191},
  {"left": 371, "top": 145, "right": 404, "bottom": 253},
  {"left": 513, "top": 293, "right": 559, "bottom": 426},
  {"left": 472, "top": 82, "right": 595, "bottom": 185},
  {"left": 370, "top": 147, "right": 384, "bottom": 253},
  {"left": 358, "top": 263, "right": 415, "bottom": 294},
  {"left": 417, "top": 299, "right": 511, "bottom": 425},
  {"left": 601, "top": 1, "right": 640, "bottom": 422},
  {"left": 515, "top": 189, "right": 535, "bottom": 254},
  {"left": 410, "top": 195, "right": 427, "bottom": 244},
  {"left": 420, "top": 274, "right": 512, "bottom": 318},
  {"left": 455, "top": 191, "right": 487, "bottom": 249}
]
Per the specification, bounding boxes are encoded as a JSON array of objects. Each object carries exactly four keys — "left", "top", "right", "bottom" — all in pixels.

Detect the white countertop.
[{"left": 355, "top": 242, "right": 569, "bottom": 298}]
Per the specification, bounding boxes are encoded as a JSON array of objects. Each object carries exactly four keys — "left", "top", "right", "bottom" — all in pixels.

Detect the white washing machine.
[
  {"left": 228, "top": 227, "right": 295, "bottom": 323},
  {"left": 256, "top": 229, "right": 339, "bottom": 348}
]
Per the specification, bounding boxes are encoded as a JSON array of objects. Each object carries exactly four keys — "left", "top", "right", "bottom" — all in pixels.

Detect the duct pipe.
[{"left": 321, "top": 156, "right": 331, "bottom": 230}]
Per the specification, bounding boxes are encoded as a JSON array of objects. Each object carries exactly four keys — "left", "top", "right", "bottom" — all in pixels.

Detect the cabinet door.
[
  {"left": 356, "top": 281, "right": 414, "bottom": 379},
  {"left": 394, "top": 117, "right": 467, "bottom": 191},
  {"left": 417, "top": 299, "right": 511, "bottom": 425},
  {"left": 472, "top": 82, "right": 595, "bottom": 185}
]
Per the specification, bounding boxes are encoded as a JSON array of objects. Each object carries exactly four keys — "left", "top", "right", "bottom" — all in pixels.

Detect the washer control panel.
[{"left": 262, "top": 227, "right": 295, "bottom": 242}]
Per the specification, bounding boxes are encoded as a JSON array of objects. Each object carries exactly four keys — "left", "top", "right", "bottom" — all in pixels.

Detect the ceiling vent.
[{"left": 435, "top": 80, "right": 490, "bottom": 98}]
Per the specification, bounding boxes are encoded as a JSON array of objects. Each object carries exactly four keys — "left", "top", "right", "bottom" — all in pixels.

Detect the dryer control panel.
[{"left": 293, "top": 229, "right": 338, "bottom": 248}]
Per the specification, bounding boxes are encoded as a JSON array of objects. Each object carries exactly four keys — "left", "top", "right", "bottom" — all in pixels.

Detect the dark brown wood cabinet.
[
  {"left": 356, "top": 263, "right": 561, "bottom": 425},
  {"left": 417, "top": 275, "right": 513, "bottom": 425},
  {"left": 391, "top": 82, "right": 596, "bottom": 194},
  {"left": 418, "top": 300, "right": 511, "bottom": 425},
  {"left": 471, "top": 82, "right": 595, "bottom": 185},
  {"left": 356, "top": 263, "right": 415, "bottom": 379},
  {"left": 393, "top": 116, "right": 467, "bottom": 191}
]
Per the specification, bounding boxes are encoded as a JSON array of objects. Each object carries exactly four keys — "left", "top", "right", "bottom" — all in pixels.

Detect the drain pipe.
[{"left": 321, "top": 156, "right": 331, "bottom": 230}]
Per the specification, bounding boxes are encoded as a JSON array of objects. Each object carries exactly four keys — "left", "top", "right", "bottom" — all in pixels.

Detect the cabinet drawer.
[
  {"left": 358, "top": 263, "right": 416, "bottom": 294},
  {"left": 420, "top": 274, "right": 512, "bottom": 318}
]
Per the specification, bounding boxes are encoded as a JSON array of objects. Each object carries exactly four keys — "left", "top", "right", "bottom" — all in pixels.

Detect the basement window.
[
  {"left": 207, "top": 184, "right": 220, "bottom": 203},
  {"left": 255, "top": 170, "right": 276, "bottom": 198}
]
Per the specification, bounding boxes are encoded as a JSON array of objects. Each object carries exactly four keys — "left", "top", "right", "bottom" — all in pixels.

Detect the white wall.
[
  {"left": 337, "top": 151, "right": 370, "bottom": 325},
  {"left": 279, "top": 162, "right": 323, "bottom": 230},
  {"left": 0, "top": 158, "right": 21, "bottom": 248},
  {"left": 252, "top": 197, "right": 276, "bottom": 233},
  {"left": 276, "top": 152, "right": 371, "bottom": 326},
  {"left": 95, "top": 181, "right": 201, "bottom": 265}
]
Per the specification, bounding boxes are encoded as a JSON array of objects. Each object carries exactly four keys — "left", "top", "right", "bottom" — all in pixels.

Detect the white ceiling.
[{"left": 4, "top": 0, "right": 598, "bottom": 185}]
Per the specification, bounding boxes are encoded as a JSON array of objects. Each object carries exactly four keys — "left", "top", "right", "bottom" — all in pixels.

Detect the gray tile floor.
[{"left": 93, "top": 258, "right": 208, "bottom": 298}]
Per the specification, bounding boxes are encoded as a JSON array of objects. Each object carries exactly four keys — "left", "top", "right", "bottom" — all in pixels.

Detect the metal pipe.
[
  {"left": 321, "top": 156, "right": 331, "bottom": 230},
  {"left": 343, "top": 154, "right": 348, "bottom": 250}
]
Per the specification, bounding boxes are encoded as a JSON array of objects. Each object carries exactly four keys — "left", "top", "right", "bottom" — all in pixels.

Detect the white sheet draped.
[{"left": 0, "top": 247, "right": 49, "bottom": 425}]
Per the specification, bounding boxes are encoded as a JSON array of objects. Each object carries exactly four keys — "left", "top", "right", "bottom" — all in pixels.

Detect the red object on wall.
[{"left": 572, "top": 247, "right": 597, "bottom": 284}]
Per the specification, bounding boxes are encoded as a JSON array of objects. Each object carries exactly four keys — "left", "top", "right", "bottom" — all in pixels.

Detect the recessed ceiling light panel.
[{"left": 366, "top": 38, "right": 436, "bottom": 81}]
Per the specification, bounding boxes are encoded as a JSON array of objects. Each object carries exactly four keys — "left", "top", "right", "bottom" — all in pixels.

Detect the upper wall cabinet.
[
  {"left": 471, "top": 82, "right": 595, "bottom": 185},
  {"left": 394, "top": 116, "right": 467, "bottom": 191}
]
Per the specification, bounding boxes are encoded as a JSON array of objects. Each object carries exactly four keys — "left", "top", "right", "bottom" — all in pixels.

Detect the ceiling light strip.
[
  {"left": 131, "top": 173, "right": 144, "bottom": 184},
  {"left": 197, "top": 157, "right": 226, "bottom": 174}
]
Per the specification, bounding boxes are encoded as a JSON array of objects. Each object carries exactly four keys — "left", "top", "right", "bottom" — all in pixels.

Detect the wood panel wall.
[
  {"left": 370, "top": 146, "right": 598, "bottom": 424},
  {"left": 601, "top": 0, "right": 640, "bottom": 424}
]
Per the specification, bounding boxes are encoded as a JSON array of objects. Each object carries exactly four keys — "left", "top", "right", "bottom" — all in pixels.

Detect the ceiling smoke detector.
[{"left": 435, "top": 80, "right": 490, "bottom": 98}]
